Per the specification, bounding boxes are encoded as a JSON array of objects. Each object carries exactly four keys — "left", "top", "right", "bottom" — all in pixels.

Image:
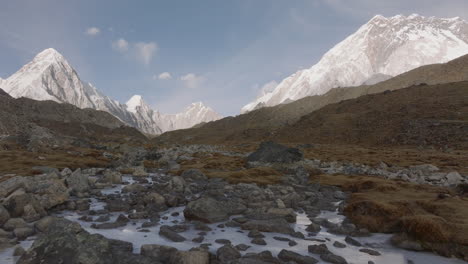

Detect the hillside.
[
  {"left": 275, "top": 82, "right": 468, "bottom": 149},
  {"left": 156, "top": 55, "right": 468, "bottom": 145},
  {"left": 0, "top": 88, "right": 146, "bottom": 150}
]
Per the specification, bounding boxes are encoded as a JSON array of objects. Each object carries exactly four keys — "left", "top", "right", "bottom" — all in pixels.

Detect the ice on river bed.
[{"left": 1, "top": 173, "right": 465, "bottom": 264}]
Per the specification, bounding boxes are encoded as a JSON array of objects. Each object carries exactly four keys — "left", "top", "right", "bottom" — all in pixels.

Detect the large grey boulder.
[
  {"left": 247, "top": 141, "right": 303, "bottom": 163},
  {"left": 184, "top": 197, "right": 246, "bottom": 223},
  {"left": 17, "top": 218, "right": 159, "bottom": 264},
  {"left": 65, "top": 169, "right": 90, "bottom": 194},
  {"left": 181, "top": 169, "right": 207, "bottom": 181}
]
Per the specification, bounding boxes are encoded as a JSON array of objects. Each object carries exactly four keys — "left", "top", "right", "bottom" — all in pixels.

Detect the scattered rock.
[
  {"left": 159, "top": 225, "right": 186, "bottom": 242},
  {"left": 247, "top": 141, "right": 303, "bottom": 163},
  {"left": 278, "top": 249, "right": 318, "bottom": 264}
]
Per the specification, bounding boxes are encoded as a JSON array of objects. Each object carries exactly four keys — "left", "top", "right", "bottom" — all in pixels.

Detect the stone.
[
  {"left": 359, "top": 248, "right": 381, "bottom": 256},
  {"left": 390, "top": 233, "right": 424, "bottom": 251},
  {"left": 3, "top": 218, "right": 28, "bottom": 231},
  {"left": 251, "top": 238, "right": 267, "bottom": 245},
  {"left": 122, "top": 183, "right": 146, "bottom": 193},
  {"left": 333, "top": 241, "right": 346, "bottom": 248},
  {"left": 215, "top": 239, "right": 231, "bottom": 245},
  {"left": 248, "top": 230, "right": 265, "bottom": 238},
  {"left": 446, "top": 171, "right": 463, "bottom": 185},
  {"left": 217, "top": 244, "right": 241, "bottom": 263},
  {"left": 170, "top": 176, "right": 186, "bottom": 193},
  {"left": 306, "top": 222, "right": 321, "bottom": 233},
  {"left": 141, "top": 244, "right": 178, "bottom": 263},
  {"left": 65, "top": 168, "right": 90, "bottom": 194},
  {"left": 320, "top": 253, "right": 348, "bottom": 264},
  {"left": 247, "top": 141, "right": 303, "bottom": 163},
  {"left": 35, "top": 216, "right": 55, "bottom": 232},
  {"left": 265, "top": 208, "right": 297, "bottom": 223},
  {"left": 181, "top": 169, "right": 207, "bottom": 181},
  {"left": 103, "top": 170, "right": 122, "bottom": 184},
  {"left": 17, "top": 218, "right": 155, "bottom": 264},
  {"left": 13, "top": 245, "right": 26, "bottom": 256},
  {"left": 0, "top": 205, "right": 11, "bottom": 226},
  {"left": 133, "top": 166, "right": 149, "bottom": 177},
  {"left": 144, "top": 192, "right": 166, "bottom": 208},
  {"left": 159, "top": 225, "right": 186, "bottom": 242},
  {"left": 170, "top": 250, "right": 210, "bottom": 264},
  {"left": 184, "top": 197, "right": 246, "bottom": 223},
  {"left": 3, "top": 189, "right": 46, "bottom": 221},
  {"left": 278, "top": 249, "right": 318, "bottom": 264},
  {"left": 14, "top": 227, "right": 34, "bottom": 240},
  {"left": 344, "top": 236, "right": 362, "bottom": 247},
  {"left": 308, "top": 244, "right": 330, "bottom": 255},
  {"left": 241, "top": 218, "right": 294, "bottom": 234}
]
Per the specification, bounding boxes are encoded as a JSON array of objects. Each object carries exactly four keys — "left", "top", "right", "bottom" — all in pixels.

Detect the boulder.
[
  {"left": 159, "top": 226, "right": 186, "bottom": 242},
  {"left": 65, "top": 169, "right": 90, "bottom": 194},
  {"left": 122, "top": 184, "right": 146, "bottom": 193},
  {"left": 141, "top": 244, "right": 178, "bottom": 263},
  {"left": 247, "top": 141, "right": 303, "bottom": 163},
  {"left": 13, "top": 227, "right": 34, "bottom": 240},
  {"left": 278, "top": 249, "right": 318, "bottom": 264},
  {"left": 181, "top": 169, "right": 207, "bottom": 181},
  {"left": 0, "top": 205, "right": 10, "bottom": 226},
  {"left": 217, "top": 244, "right": 241, "bottom": 263},
  {"left": 170, "top": 176, "right": 186, "bottom": 193},
  {"left": 133, "top": 166, "right": 149, "bottom": 177},
  {"left": 184, "top": 197, "right": 246, "bottom": 223},
  {"left": 170, "top": 250, "right": 210, "bottom": 264},
  {"left": 446, "top": 172, "right": 463, "bottom": 185},
  {"left": 103, "top": 170, "right": 122, "bottom": 184},
  {"left": 17, "top": 218, "right": 158, "bottom": 264},
  {"left": 3, "top": 218, "right": 28, "bottom": 231},
  {"left": 3, "top": 189, "right": 46, "bottom": 222}
]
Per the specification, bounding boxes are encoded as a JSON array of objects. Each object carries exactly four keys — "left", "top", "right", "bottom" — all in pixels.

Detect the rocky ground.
[{"left": 0, "top": 142, "right": 467, "bottom": 263}]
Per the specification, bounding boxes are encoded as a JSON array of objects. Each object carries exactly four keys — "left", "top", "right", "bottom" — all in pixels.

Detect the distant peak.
[
  {"left": 33, "top": 48, "right": 66, "bottom": 64},
  {"left": 190, "top": 101, "right": 205, "bottom": 107},
  {"left": 126, "top": 95, "right": 148, "bottom": 113}
]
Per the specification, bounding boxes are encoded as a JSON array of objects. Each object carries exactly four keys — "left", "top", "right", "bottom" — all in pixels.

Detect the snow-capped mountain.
[
  {"left": 242, "top": 14, "right": 468, "bottom": 113},
  {"left": 158, "top": 102, "right": 223, "bottom": 132},
  {"left": 2, "top": 48, "right": 222, "bottom": 134}
]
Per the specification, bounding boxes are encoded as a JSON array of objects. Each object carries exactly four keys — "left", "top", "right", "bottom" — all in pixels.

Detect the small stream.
[{"left": 0, "top": 173, "right": 466, "bottom": 264}]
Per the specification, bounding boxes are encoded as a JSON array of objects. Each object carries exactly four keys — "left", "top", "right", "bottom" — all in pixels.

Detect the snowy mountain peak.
[
  {"left": 126, "top": 95, "right": 147, "bottom": 113},
  {"left": 242, "top": 14, "right": 468, "bottom": 113},
  {"left": 1, "top": 48, "right": 222, "bottom": 134}
]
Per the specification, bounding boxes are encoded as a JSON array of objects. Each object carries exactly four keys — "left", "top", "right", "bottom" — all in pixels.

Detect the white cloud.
[
  {"left": 112, "top": 38, "right": 129, "bottom": 52},
  {"left": 180, "top": 73, "right": 205, "bottom": 88},
  {"left": 134, "top": 42, "right": 158, "bottom": 65},
  {"left": 157, "top": 72, "right": 172, "bottom": 80},
  {"left": 85, "top": 27, "right": 100, "bottom": 36}
]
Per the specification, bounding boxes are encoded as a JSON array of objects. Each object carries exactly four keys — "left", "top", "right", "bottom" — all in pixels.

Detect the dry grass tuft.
[
  {"left": 345, "top": 200, "right": 407, "bottom": 232},
  {"left": 399, "top": 215, "right": 452, "bottom": 242},
  {"left": 205, "top": 167, "right": 282, "bottom": 185}
]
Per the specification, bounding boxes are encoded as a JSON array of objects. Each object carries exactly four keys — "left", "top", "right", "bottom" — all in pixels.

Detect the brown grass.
[
  {"left": 0, "top": 148, "right": 111, "bottom": 178},
  {"left": 315, "top": 174, "right": 468, "bottom": 247}
]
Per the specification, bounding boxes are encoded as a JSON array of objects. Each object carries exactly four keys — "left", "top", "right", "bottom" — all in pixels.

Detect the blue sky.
[{"left": 1, "top": 0, "right": 467, "bottom": 115}]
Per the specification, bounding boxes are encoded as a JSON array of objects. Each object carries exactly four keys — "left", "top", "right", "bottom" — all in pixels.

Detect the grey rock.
[
  {"left": 0, "top": 205, "right": 10, "bottom": 226},
  {"left": 217, "top": 244, "right": 241, "bottom": 263},
  {"left": 278, "top": 249, "right": 318, "bottom": 264},
  {"left": 159, "top": 225, "right": 186, "bottom": 242},
  {"left": 65, "top": 169, "right": 90, "bottom": 194},
  {"left": 242, "top": 218, "right": 294, "bottom": 234},
  {"left": 247, "top": 141, "right": 303, "bottom": 163},
  {"left": 184, "top": 197, "right": 246, "bottom": 223},
  {"left": 345, "top": 236, "right": 362, "bottom": 247},
  {"left": 359, "top": 248, "right": 381, "bottom": 256}
]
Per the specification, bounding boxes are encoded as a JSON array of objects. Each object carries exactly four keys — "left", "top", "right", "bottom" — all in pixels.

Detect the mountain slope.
[
  {"left": 2, "top": 48, "right": 222, "bottom": 134},
  {"left": 242, "top": 14, "right": 468, "bottom": 113},
  {"left": 275, "top": 81, "right": 468, "bottom": 148},
  {"left": 155, "top": 54, "right": 468, "bottom": 145},
  {"left": 0, "top": 88, "right": 146, "bottom": 150}
]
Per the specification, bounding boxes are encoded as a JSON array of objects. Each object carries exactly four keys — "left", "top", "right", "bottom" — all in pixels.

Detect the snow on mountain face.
[
  {"left": 157, "top": 102, "right": 223, "bottom": 132},
  {"left": 3, "top": 48, "right": 221, "bottom": 134},
  {"left": 242, "top": 14, "right": 468, "bottom": 113}
]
